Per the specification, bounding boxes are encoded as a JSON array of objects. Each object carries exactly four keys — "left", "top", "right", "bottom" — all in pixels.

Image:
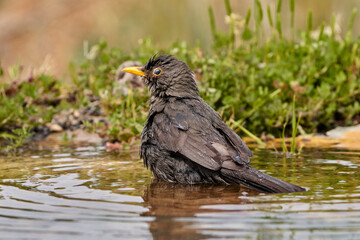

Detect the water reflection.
[
  {"left": 143, "top": 181, "right": 260, "bottom": 216},
  {"left": 0, "top": 146, "right": 359, "bottom": 239},
  {"left": 142, "top": 181, "right": 261, "bottom": 239}
]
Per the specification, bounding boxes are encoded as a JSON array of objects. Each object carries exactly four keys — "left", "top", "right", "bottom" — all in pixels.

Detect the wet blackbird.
[{"left": 122, "top": 54, "right": 305, "bottom": 193}]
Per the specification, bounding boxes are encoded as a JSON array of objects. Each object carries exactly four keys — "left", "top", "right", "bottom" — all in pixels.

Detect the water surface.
[{"left": 0, "top": 145, "right": 359, "bottom": 239}]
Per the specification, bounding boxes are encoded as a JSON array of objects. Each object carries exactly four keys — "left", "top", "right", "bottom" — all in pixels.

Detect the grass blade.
[
  {"left": 224, "top": 0, "right": 235, "bottom": 46},
  {"left": 331, "top": 13, "right": 336, "bottom": 39},
  {"left": 224, "top": 0, "right": 232, "bottom": 15},
  {"left": 254, "top": 0, "right": 264, "bottom": 43},
  {"left": 208, "top": 6, "right": 217, "bottom": 41},
  {"left": 318, "top": 22, "right": 325, "bottom": 40},
  {"left": 231, "top": 120, "right": 266, "bottom": 147},
  {"left": 346, "top": 8, "right": 358, "bottom": 42},
  {"left": 277, "top": 0, "right": 282, "bottom": 13},
  {"left": 306, "top": 10, "right": 312, "bottom": 42},
  {"left": 245, "top": 8, "right": 252, "bottom": 26},
  {"left": 267, "top": 5, "right": 273, "bottom": 27},
  {"left": 290, "top": 95, "right": 297, "bottom": 153},
  {"left": 307, "top": 10, "right": 312, "bottom": 32},
  {"left": 276, "top": 14, "right": 282, "bottom": 39},
  {"left": 281, "top": 121, "right": 288, "bottom": 153},
  {"left": 290, "top": 0, "right": 295, "bottom": 40}
]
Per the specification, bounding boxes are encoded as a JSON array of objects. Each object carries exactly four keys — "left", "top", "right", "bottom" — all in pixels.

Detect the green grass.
[{"left": 1, "top": 0, "right": 360, "bottom": 151}]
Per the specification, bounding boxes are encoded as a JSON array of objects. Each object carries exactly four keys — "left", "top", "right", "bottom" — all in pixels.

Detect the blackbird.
[{"left": 122, "top": 54, "right": 305, "bottom": 193}]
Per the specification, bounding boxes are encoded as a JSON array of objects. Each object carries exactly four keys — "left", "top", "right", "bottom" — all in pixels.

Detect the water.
[{"left": 0, "top": 145, "right": 359, "bottom": 239}]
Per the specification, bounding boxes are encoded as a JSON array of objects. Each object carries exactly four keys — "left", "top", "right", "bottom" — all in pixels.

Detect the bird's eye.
[{"left": 153, "top": 68, "right": 162, "bottom": 76}]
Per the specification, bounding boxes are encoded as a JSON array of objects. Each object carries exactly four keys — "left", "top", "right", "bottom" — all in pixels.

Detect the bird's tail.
[{"left": 221, "top": 165, "right": 305, "bottom": 193}]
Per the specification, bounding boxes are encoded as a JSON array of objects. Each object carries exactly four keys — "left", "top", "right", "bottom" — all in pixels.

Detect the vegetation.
[{"left": 1, "top": 0, "right": 360, "bottom": 152}]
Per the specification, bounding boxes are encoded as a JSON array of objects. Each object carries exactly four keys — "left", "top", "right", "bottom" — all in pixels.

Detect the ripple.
[{"left": 1, "top": 146, "right": 360, "bottom": 239}]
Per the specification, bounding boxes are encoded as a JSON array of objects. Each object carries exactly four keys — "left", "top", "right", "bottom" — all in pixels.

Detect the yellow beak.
[{"left": 122, "top": 66, "right": 145, "bottom": 77}]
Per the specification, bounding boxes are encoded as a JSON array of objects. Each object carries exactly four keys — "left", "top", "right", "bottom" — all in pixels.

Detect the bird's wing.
[
  {"left": 150, "top": 100, "right": 252, "bottom": 170},
  {"left": 151, "top": 110, "right": 222, "bottom": 171},
  {"left": 198, "top": 98, "right": 253, "bottom": 163},
  {"left": 213, "top": 121, "right": 253, "bottom": 162}
]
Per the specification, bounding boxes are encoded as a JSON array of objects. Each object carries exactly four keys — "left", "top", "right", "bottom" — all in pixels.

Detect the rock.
[
  {"left": 71, "top": 119, "right": 80, "bottom": 126},
  {"left": 50, "top": 123, "right": 63, "bottom": 132},
  {"left": 326, "top": 124, "right": 360, "bottom": 139},
  {"left": 115, "top": 61, "right": 144, "bottom": 95},
  {"left": 30, "top": 94, "right": 108, "bottom": 141},
  {"left": 54, "top": 114, "right": 68, "bottom": 125},
  {"left": 106, "top": 141, "right": 121, "bottom": 151},
  {"left": 39, "top": 129, "right": 103, "bottom": 145},
  {"left": 70, "top": 129, "right": 102, "bottom": 144},
  {"left": 73, "top": 110, "right": 80, "bottom": 118}
]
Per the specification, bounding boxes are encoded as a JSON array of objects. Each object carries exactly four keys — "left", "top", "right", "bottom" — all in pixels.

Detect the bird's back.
[{"left": 140, "top": 97, "right": 251, "bottom": 177}]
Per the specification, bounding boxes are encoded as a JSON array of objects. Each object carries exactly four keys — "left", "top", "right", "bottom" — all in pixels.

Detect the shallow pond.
[{"left": 0, "top": 144, "right": 359, "bottom": 239}]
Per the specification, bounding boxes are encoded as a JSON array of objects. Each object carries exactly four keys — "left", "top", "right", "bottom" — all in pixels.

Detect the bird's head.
[{"left": 122, "top": 54, "right": 199, "bottom": 98}]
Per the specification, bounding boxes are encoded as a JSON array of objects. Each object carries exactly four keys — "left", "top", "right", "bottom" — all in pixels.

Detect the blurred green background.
[{"left": 0, "top": 0, "right": 359, "bottom": 77}]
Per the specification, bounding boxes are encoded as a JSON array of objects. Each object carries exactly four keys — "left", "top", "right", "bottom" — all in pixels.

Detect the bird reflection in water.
[{"left": 142, "top": 180, "right": 263, "bottom": 239}]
